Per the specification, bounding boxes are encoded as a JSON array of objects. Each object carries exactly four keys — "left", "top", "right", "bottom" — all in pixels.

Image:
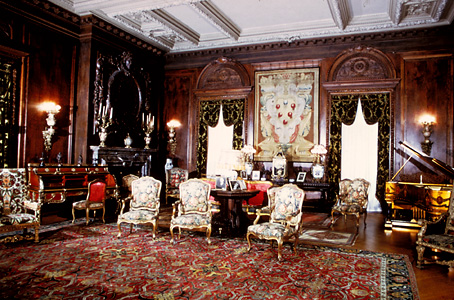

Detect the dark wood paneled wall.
[
  {"left": 0, "top": 0, "right": 165, "bottom": 172},
  {"left": 163, "top": 25, "right": 454, "bottom": 185}
]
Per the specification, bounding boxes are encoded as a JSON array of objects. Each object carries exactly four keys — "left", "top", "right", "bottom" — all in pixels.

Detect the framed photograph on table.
[
  {"left": 229, "top": 180, "right": 244, "bottom": 191},
  {"left": 215, "top": 176, "right": 227, "bottom": 190},
  {"left": 296, "top": 172, "right": 306, "bottom": 183},
  {"left": 251, "top": 170, "right": 261, "bottom": 181}
]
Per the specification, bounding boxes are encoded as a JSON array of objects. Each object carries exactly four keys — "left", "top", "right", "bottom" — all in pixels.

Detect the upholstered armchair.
[
  {"left": 416, "top": 184, "right": 454, "bottom": 268},
  {"left": 331, "top": 178, "right": 370, "bottom": 228},
  {"left": 117, "top": 174, "right": 139, "bottom": 213},
  {"left": 165, "top": 167, "right": 188, "bottom": 205},
  {"left": 0, "top": 168, "right": 41, "bottom": 243},
  {"left": 247, "top": 184, "right": 305, "bottom": 261},
  {"left": 170, "top": 179, "right": 212, "bottom": 244},
  {"left": 117, "top": 176, "right": 162, "bottom": 238},
  {"left": 72, "top": 179, "right": 107, "bottom": 225}
]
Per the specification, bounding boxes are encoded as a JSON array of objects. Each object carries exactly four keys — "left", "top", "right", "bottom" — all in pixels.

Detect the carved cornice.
[
  {"left": 9, "top": 0, "right": 163, "bottom": 55},
  {"left": 196, "top": 57, "right": 251, "bottom": 90}
]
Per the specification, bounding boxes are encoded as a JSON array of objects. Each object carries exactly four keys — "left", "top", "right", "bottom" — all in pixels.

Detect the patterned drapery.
[
  {"left": 328, "top": 94, "right": 390, "bottom": 211},
  {"left": 197, "top": 99, "right": 245, "bottom": 176}
]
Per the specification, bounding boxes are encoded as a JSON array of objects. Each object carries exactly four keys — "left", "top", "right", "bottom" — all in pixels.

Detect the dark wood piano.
[
  {"left": 27, "top": 163, "right": 119, "bottom": 204},
  {"left": 385, "top": 141, "right": 454, "bottom": 229}
]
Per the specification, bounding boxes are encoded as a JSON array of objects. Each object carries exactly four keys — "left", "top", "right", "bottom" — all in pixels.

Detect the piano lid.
[{"left": 399, "top": 141, "right": 454, "bottom": 178}]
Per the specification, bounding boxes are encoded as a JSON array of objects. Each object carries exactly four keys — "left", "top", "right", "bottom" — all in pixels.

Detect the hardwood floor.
[
  {"left": 42, "top": 206, "right": 454, "bottom": 299},
  {"left": 331, "top": 212, "right": 454, "bottom": 300}
]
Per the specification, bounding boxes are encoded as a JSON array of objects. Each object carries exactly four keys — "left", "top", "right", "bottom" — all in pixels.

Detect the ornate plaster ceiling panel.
[{"left": 48, "top": 0, "right": 454, "bottom": 53}]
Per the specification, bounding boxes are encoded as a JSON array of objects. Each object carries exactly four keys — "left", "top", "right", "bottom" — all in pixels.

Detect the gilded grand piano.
[
  {"left": 27, "top": 163, "right": 119, "bottom": 204},
  {"left": 385, "top": 141, "right": 454, "bottom": 229}
]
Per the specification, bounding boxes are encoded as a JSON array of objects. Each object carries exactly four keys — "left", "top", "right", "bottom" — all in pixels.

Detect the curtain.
[
  {"left": 328, "top": 93, "right": 390, "bottom": 212},
  {"left": 197, "top": 99, "right": 245, "bottom": 176}
]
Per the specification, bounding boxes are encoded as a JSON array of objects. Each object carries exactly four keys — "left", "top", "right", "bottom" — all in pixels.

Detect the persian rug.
[
  {"left": 0, "top": 223, "right": 419, "bottom": 300},
  {"left": 299, "top": 228, "right": 357, "bottom": 246},
  {"left": 301, "top": 212, "right": 337, "bottom": 228}
]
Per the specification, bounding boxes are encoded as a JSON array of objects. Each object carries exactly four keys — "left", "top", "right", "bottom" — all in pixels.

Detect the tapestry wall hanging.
[{"left": 254, "top": 68, "right": 319, "bottom": 162}]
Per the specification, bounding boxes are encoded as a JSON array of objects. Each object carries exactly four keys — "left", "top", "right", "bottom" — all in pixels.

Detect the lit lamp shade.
[{"left": 216, "top": 149, "right": 244, "bottom": 178}]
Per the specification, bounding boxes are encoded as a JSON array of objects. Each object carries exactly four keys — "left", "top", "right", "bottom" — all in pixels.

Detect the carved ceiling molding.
[
  {"left": 327, "top": 45, "right": 397, "bottom": 82},
  {"left": 12, "top": 0, "right": 163, "bottom": 55},
  {"left": 195, "top": 57, "right": 251, "bottom": 91}
]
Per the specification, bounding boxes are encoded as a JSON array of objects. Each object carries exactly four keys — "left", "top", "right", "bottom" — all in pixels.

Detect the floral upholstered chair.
[
  {"left": 165, "top": 167, "right": 188, "bottom": 205},
  {"left": 416, "top": 184, "right": 454, "bottom": 268},
  {"left": 117, "top": 176, "right": 162, "bottom": 238},
  {"left": 331, "top": 178, "right": 370, "bottom": 228},
  {"left": 247, "top": 184, "right": 305, "bottom": 261},
  {"left": 170, "top": 179, "right": 212, "bottom": 244},
  {"left": 0, "top": 168, "right": 41, "bottom": 243},
  {"left": 72, "top": 179, "right": 107, "bottom": 225}
]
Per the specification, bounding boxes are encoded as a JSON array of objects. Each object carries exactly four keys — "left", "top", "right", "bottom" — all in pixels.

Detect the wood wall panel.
[
  {"left": 398, "top": 53, "right": 453, "bottom": 181},
  {"left": 163, "top": 70, "right": 198, "bottom": 171}
]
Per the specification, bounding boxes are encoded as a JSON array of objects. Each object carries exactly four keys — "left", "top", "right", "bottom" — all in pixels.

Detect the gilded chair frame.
[
  {"left": 170, "top": 179, "right": 212, "bottom": 244},
  {"left": 117, "top": 176, "right": 162, "bottom": 238},
  {"left": 72, "top": 179, "right": 107, "bottom": 225},
  {"left": 331, "top": 178, "right": 370, "bottom": 228},
  {"left": 0, "top": 168, "right": 41, "bottom": 243},
  {"left": 416, "top": 184, "right": 454, "bottom": 268},
  {"left": 247, "top": 184, "right": 305, "bottom": 261}
]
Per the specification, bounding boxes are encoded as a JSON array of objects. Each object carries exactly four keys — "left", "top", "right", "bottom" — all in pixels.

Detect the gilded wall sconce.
[
  {"left": 97, "top": 102, "right": 113, "bottom": 148},
  {"left": 167, "top": 119, "right": 181, "bottom": 156},
  {"left": 419, "top": 114, "right": 435, "bottom": 156},
  {"left": 142, "top": 113, "right": 154, "bottom": 149},
  {"left": 39, "top": 102, "right": 61, "bottom": 152}
]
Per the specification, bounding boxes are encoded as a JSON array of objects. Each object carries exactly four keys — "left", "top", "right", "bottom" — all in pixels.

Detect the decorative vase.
[
  {"left": 245, "top": 162, "right": 253, "bottom": 179},
  {"left": 124, "top": 133, "right": 133, "bottom": 148},
  {"left": 165, "top": 158, "right": 173, "bottom": 171}
]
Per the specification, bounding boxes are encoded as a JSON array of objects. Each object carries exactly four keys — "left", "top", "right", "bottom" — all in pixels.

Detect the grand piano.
[
  {"left": 385, "top": 141, "right": 454, "bottom": 229},
  {"left": 27, "top": 163, "right": 119, "bottom": 204}
]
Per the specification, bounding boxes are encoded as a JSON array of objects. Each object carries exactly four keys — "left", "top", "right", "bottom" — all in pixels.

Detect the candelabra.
[
  {"left": 97, "top": 103, "right": 113, "bottom": 148},
  {"left": 419, "top": 114, "right": 435, "bottom": 156},
  {"left": 167, "top": 119, "right": 181, "bottom": 156},
  {"left": 142, "top": 113, "right": 155, "bottom": 149},
  {"left": 39, "top": 102, "right": 61, "bottom": 152}
]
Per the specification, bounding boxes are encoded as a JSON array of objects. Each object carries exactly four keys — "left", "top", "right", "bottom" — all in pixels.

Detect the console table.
[
  {"left": 210, "top": 189, "right": 259, "bottom": 236},
  {"left": 273, "top": 181, "right": 333, "bottom": 212}
]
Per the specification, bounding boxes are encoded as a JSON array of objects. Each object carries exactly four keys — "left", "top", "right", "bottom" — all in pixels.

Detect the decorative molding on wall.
[
  {"left": 327, "top": 45, "right": 397, "bottom": 82},
  {"left": 195, "top": 57, "right": 251, "bottom": 90}
]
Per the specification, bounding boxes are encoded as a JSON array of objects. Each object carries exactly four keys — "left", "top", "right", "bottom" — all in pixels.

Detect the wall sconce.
[
  {"left": 142, "top": 113, "right": 154, "bottom": 149},
  {"left": 39, "top": 102, "right": 61, "bottom": 152},
  {"left": 419, "top": 114, "right": 435, "bottom": 156},
  {"left": 167, "top": 119, "right": 181, "bottom": 156}
]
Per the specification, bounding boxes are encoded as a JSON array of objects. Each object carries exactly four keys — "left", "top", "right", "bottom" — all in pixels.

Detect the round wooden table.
[{"left": 210, "top": 189, "right": 260, "bottom": 236}]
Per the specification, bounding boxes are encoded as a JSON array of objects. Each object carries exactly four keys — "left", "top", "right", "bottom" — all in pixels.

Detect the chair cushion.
[
  {"left": 332, "top": 203, "right": 363, "bottom": 213},
  {"left": 0, "top": 213, "right": 38, "bottom": 226},
  {"left": 421, "top": 234, "right": 454, "bottom": 249},
  {"left": 118, "top": 210, "right": 157, "bottom": 222},
  {"left": 171, "top": 214, "right": 210, "bottom": 226},
  {"left": 248, "top": 222, "right": 296, "bottom": 239},
  {"left": 73, "top": 200, "right": 104, "bottom": 210},
  {"left": 271, "top": 188, "right": 304, "bottom": 222}
]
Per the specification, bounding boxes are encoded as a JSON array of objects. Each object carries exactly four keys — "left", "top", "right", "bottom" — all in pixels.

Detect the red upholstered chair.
[
  {"left": 243, "top": 180, "right": 273, "bottom": 214},
  {"left": 72, "top": 179, "right": 107, "bottom": 225},
  {"left": 165, "top": 168, "right": 188, "bottom": 205}
]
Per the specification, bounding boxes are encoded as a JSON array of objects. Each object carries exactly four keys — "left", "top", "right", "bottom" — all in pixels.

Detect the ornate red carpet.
[{"left": 0, "top": 223, "right": 419, "bottom": 299}]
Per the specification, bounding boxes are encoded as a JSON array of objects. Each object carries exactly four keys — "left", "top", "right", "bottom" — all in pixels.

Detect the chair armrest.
[
  {"left": 23, "top": 200, "right": 41, "bottom": 212},
  {"left": 417, "top": 212, "right": 449, "bottom": 241},
  {"left": 253, "top": 208, "right": 263, "bottom": 225},
  {"left": 171, "top": 200, "right": 181, "bottom": 218}
]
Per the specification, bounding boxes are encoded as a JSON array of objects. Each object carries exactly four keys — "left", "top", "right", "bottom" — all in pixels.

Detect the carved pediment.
[
  {"left": 196, "top": 57, "right": 250, "bottom": 90},
  {"left": 328, "top": 46, "right": 396, "bottom": 82}
]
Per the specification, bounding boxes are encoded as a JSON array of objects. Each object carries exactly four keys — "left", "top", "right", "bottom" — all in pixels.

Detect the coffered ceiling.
[{"left": 48, "top": 0, "right": 454, "bottom": 53}]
